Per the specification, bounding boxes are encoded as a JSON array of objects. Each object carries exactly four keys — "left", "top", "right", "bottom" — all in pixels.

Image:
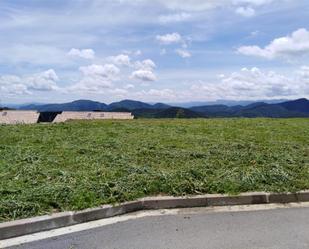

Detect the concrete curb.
[{"left": 1, "top": 191, "right": 309, "bottom": 240}]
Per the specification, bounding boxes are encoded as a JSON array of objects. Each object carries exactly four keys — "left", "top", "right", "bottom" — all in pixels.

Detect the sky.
[{"left": 0, "top": 0, "right": 309, "bottom": 104}]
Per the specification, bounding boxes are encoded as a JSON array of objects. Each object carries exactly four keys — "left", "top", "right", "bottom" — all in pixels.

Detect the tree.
[{"left": 176, "top": 109, "right": 185, "bottom": 118}]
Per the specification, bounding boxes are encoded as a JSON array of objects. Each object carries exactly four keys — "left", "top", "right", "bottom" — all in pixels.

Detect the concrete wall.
[
  {"left": 0, "top": 111, "right": 134, "bottom": 125},
  {"left": 0, "top": 111, "right": 39, "bottom": 124},
  {"left": 53, "top": 112, "right": 134, "bottom": 123}
]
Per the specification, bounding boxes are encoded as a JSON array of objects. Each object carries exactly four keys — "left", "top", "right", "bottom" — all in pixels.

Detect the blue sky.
[{"left": 0, "top": 0, "right": 308, "bottom": 104}]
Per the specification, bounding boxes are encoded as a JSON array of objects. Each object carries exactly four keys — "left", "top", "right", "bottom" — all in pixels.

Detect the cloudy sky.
[{"left": 0, "top": 0, "right": 309, "bottom": 104}]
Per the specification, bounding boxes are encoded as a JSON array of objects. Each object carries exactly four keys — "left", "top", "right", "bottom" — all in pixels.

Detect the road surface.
[{"left": 3, "top": 203, "right": 309, "bottom": 249}]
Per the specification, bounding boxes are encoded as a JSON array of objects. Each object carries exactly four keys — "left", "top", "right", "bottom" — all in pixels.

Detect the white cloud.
[
  {"left": 109, "top": 88, "right": 128, "bottom": 96},
  {"left": 69, "top": 78, "right": 113, "bottom": 93},
  {"left": 155, "top": 0, "right": 276, "bottom": 12},
  {"left": 142, "top": 59, "right": 156, "bottom": 69},
  {"left": 190, "top": 67, "right": 307, "bottom": 100},
  {"left": 122, "top": 50, "right": 142, "bottom": 56},
  {"left": 250, "top": 30, "right": 260, "bottom": 37},
  {"left": 287, "top": 66, "right": 309, "bottom": 93},
  {"left": 221, "top": 67, "right": 296, "bottom": 97},
  {"left": 132, "top": 59, "right": 157, "bottom": 81},
  {"left": 233, "top": 0, "right": 275, "bottom": 6},
  {"left": 298, "top": 66, "right": 309, "bottom": 79},
  {"left": 175, "top": 49, "right": 191, "bottom": 58},
  {"left": 147, "top": 89, "right": 175, "bottom": 98},
  {"left": 68, "top": 57, "right": 157, "bottom": 93},
  {"left": 156, "top": 32, "right": 182, "bottom": 45},
  {"left": 0, "top": 69, "right": 59, "bottom": 95},
  {"left": 108, "top": 54, "right": 131, "bottom": 66},
  {"left": 110, "top": 87, "right": 176, "bottom": 102},
  {"left": 124, "top": 84, "right": 135, "bottom": 89},
  {"left": 26, "top": 69, "right": 59, "bottom": 91},
  {"left": 297, "top": 66, "right": 309, "bottom": 94},
  {"left": 238, "top": 28, "right": 309, "bottom": 60},
  {"left": 79, "top": 64, "right": 120, "bottom": 79},
  {"left": 134, "top": 59, "right": 156, "bottom": 70},
  {"left": 0, "top": 44, "right": 67, "bottom": 65},
  {"left": 69, "top": 64, "right": 119, "bottom": 93},
  {"left": 131, "top": 70, "right": 157, "bottom": 81},
  {"left": 0, "top": 75, "right": 30, "bottom": 95},
  {"left": 134, "top": 88, "right": 176, "bottom": 101},
  {"left": 67, "top": 48, "right": 95, "bottom": 59},
  {"left": 235, "top": 6, "right": 255, "bottom": 17},
  {"left": 157, "top": 0, "right": 224, "bottom": 12},
  {"left": 0, "top": 0, "right": 300, "bottom": 103},
  {"left": 134, "top": 50, "right": 142, "bottom": 56},
  {"left": 158, "top": 12, "right": 191, "bottom": 23}
]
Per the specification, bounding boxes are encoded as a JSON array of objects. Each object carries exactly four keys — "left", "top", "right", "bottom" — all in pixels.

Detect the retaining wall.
[
  {"left": 53, "top": 112, "right": 134, "bottom": 123},
  {"left": 0, "top": 111, "right": 39, "bottom": 124},
  {"left": 0, "top": 111, "right": 134, "bottom": 124}
]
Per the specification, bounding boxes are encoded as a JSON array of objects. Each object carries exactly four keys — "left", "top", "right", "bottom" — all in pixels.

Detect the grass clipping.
[{"left": 0, "top": 118, "right": 309, "bottom": 221}]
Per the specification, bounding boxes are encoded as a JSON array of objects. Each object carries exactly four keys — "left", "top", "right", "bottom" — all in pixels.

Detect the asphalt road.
[{"left": 5, "top": 205, "right": 309, "bottom": 249}]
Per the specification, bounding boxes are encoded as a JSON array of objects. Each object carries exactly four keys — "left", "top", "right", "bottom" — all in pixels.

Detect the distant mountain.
[
  {"left": 244, "top": 102, "right": 267, "bottom": 108},
  {"left": 170, "top": 99, "right": 289, "bottom": 108},
  {"left": 131, "top": 108, "right": 162, "bottom": 118},
  {"left": 20, "top": 100, "right": 108, "bottom": 112},
  {"left": 235, "top": 103, "right": 307, "bottom": 118},
  {"left": 19, "top": 104, "right": 40, "bottom": 110},
  {"left": 190, "top": 105, "right": 237, "bottom": 117},
  {"left": 3, "top": 102, "right": 45, "bottom": 109},
  {"left": 108, "top": 107, "right": 131, "bottom": 112},
  {"left": 20, "top": 99, "right": 172, "bottom": 113},
  {"left": 19, "top": 99, "right": 170, "bottom": 112},
  {"left": 17, "top": 98, "right": 309, "bottom": 118},
  {"left": 131, "top": 107, "right": 203, "bottom": 118},
  {"left": 154, "top": 107, "right": 204, "bottom": 118},
  {"left": 152, "top": 103, "right": 171, "bottom": 109},
  {"left": 108, "top": 99, "right": 153, "bottom": 111},
  {"left": 0, "top": 107, "right": 14, "bottom": 111},
  {"left": 277, "top": 98, "right": 309, "bottom": 113},
  {"left": 189, "top": 99, "right": 309, "bottom": 118}
]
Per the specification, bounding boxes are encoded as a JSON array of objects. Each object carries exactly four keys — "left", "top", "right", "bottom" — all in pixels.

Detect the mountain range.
[{"left": 17, "top": 98, "right": 309, "bottom": 118}]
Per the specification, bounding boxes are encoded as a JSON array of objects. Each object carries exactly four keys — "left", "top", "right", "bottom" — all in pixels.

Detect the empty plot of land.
[{"left": 0, "top": 118, "right": 308, "bottom": 222}]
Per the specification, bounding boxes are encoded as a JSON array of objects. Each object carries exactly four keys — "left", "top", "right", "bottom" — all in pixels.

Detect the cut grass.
[{"left": 0, "top": 118, "right": 308, "bottom": 222}]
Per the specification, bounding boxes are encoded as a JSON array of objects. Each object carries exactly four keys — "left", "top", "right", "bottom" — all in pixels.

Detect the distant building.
[{"left": 0, "top": 111, "right": 134, "bottom": 125}]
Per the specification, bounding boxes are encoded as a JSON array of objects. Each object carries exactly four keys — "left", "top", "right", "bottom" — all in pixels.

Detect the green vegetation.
[{"left": 0, "top": 118, "right": 308, "bottom": 221}]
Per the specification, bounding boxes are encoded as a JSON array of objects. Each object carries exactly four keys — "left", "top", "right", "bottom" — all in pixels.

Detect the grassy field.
[{"left": 0, "top": 118, "right": 309, "bottom": 221}]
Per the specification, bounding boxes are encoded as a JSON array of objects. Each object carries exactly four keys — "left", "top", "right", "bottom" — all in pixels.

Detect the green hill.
[{"left": 154, "top": 107, "right": 205, "bottom": 118}]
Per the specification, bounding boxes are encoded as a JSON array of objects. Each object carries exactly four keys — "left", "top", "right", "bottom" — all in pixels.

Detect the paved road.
[{"left": 5, "top": 205, "right": 309, "bottom": 249}]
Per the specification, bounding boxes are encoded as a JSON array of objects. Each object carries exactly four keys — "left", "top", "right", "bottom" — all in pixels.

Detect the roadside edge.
[{"left": 1, "top": 191, "right": 309, "bottom": 240}]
